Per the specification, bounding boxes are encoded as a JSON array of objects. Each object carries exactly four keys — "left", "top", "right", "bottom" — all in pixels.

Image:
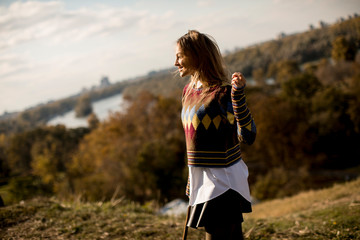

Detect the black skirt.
[{"left": 186, "top": 189, "right": 252, "bottom": 230}]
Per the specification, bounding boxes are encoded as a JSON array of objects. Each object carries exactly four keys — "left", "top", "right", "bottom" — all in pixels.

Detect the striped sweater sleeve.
[{"left": 231, "top": 84, "right": 257, "bottom": 145}]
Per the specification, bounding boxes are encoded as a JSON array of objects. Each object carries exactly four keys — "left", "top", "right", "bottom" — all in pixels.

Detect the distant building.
[
  {"left": 277, "top": 32, "right": 286, "bottom": 39},
  {"left": 100, "top": 76, "right": 111, "bottom": 88}
]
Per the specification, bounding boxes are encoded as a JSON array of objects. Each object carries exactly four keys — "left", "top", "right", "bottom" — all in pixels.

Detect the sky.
[{"left": 0, "top": 0, "right": 359, "bottom": 114}]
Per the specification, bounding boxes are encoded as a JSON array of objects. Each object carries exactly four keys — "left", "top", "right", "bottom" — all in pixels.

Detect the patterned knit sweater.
[{"left": 181, "top": 82, "right": 256, "bottom": 167}]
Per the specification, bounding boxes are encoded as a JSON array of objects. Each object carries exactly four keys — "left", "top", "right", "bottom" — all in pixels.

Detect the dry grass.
[
  {"left": 0, "top": 178, "right": 359, "bottom": 239},
  {"left": 243, "top": 178, "right": 360, "bottom": 239},
  {"left": 247, "top": 178, "right": 360, "bottom": 219}
]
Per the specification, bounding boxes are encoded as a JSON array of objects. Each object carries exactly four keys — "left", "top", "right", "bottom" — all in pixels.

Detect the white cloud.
[
  {"left": 0, "top": 1, "right": 178, "bottom": 89},
  {"left": 138, "top": 10, "right": 177, "bottom": 35},
  {"left": 0, "top": 53, "right": 30, "bottom": 78},
  {"left": 197, "top": 0, "right": 213, "bottom": 7},
  {"left": 0, "top": 1, "right": 176, "bottom": 50},
  {"left": 272, "top": 0, "right": 282, "bottom": 4},
  {"left": 0, "top": 1, "right": 63, "bottom": 49}
]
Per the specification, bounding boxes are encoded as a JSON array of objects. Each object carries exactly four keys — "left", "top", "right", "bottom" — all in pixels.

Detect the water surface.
[{"left": 48, "top": 93, "right": 126, "bottom": 128}]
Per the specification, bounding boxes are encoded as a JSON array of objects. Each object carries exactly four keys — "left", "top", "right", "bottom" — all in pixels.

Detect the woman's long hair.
[{"left": 177, "top": 30, "right": 230, "bottom": 87}]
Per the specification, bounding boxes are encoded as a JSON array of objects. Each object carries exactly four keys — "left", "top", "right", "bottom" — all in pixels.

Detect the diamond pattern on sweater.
[
  {"left": 192, "top": 114, "right": 201, "bottom": 130},
  {"left": 202, "top": 114, "right": 211, "bottom": 130},
  {"left": 213, "top": 115, "right": 222, "bottom": 129},
  {"left": 182, "top": 103, "right": 234, "bottom": 131},
  {"left": 227, "top": 112, "right": 234, "bottom": 124}
]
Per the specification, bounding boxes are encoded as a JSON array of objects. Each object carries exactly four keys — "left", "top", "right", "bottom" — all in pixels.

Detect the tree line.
[{"left": 0, "top": 80, "right": 132, "bottom": 135}]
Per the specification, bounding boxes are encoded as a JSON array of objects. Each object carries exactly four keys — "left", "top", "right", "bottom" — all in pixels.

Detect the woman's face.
[{"left": 174, "top": 44, "right": 195, "bottom": 77}]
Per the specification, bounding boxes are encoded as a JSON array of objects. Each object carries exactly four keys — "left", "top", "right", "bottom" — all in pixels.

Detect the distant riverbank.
[{"left": 47, "top": 93, "right": 126, "bottom": 128}]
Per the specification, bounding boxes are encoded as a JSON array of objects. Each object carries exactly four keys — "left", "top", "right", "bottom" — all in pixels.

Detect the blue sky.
[{"left": 0, "top": 0, "right": 359, "bottom": 114}]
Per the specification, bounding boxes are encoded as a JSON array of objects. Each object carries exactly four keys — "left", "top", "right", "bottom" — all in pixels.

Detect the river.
[{"left": 47, "top": 93, "right": 126, "bottom": 128}]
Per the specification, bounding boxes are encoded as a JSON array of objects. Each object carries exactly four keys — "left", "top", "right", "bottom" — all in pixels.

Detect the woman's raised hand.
[{"left": 231, "top": 72, "right": 246, "bottom": 88}]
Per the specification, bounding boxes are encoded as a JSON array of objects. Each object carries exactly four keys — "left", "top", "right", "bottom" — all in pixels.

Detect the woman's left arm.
[{"left": 231, "top": 72, "right": 257, "bottom": 145}]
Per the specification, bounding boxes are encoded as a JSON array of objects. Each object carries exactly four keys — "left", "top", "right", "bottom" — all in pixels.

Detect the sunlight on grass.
[
  {"left": 247, "top": 178, "right": 360, "bottom": 219},
  {"left": 242, "top": 178, "right": 360, "bottom": 239},
  {"left": 1, "top": 178, "right": 359, "bottom": 239}
]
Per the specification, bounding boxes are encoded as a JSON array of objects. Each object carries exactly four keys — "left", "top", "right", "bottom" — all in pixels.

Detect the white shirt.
[{"left": 188, "top": 159, "right": 251, "bottom": 206}]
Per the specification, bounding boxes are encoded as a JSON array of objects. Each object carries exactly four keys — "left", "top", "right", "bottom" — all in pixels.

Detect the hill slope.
[{"left": 1, "top": 178, "right": 359, "bottom": 239}]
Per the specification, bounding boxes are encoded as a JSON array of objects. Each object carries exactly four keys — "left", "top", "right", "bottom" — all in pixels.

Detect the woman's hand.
[{"left": 231, "top": 72, "right": 246, "bottom": 88}]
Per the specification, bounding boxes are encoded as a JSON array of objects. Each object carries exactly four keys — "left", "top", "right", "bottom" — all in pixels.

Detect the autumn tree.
[
  {"left": 281, "top": 72, "right": 322, "bottom": 105},
  {"left": 331, "top": 36, "right": 357, "bottom": 62},
  {"left": 267, "top": 60, "right": 300, "bottom": 84},
  {"left": 0, "top": 134, "right": 10, "bottom": 178},
  {"left": 68, "top": 91, "right": 186, "bottom": 202},
  {"left": 345, "top": 73, "right": 360, "bottom": 133},
  {"left": 5, "top": 126, "right": 89, "bottom": 201},
  {"left": 87, "top": 113, "right": 100, "bottom": 129},
  {"left": 252, "top": 68, "right": 267, "bottom": 86},
  {"left": 75, "top": 94, "right": 93, "bottom": 118}
]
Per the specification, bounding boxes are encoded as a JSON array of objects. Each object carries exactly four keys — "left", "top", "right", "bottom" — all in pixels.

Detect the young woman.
[{"left": 175, "top": 30, "right": 256, "bottom": 240}]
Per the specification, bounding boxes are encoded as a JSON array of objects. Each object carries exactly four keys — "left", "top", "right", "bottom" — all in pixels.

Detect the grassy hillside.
[
  {"left": 243, "top": 178, "right": 360, "bottom": 239},
  {"left": 1, "top": 178, "right": 359, "bottom": 239}
]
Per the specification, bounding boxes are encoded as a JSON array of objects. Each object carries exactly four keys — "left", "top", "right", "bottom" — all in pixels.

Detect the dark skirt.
[{"left": 187, "top": 189, "right": 252, "bottom": 230}]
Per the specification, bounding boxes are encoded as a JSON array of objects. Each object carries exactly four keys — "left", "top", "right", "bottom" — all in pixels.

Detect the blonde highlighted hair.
[{"left": 177, "top": 30, "right": 230, "bottom": 87}]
